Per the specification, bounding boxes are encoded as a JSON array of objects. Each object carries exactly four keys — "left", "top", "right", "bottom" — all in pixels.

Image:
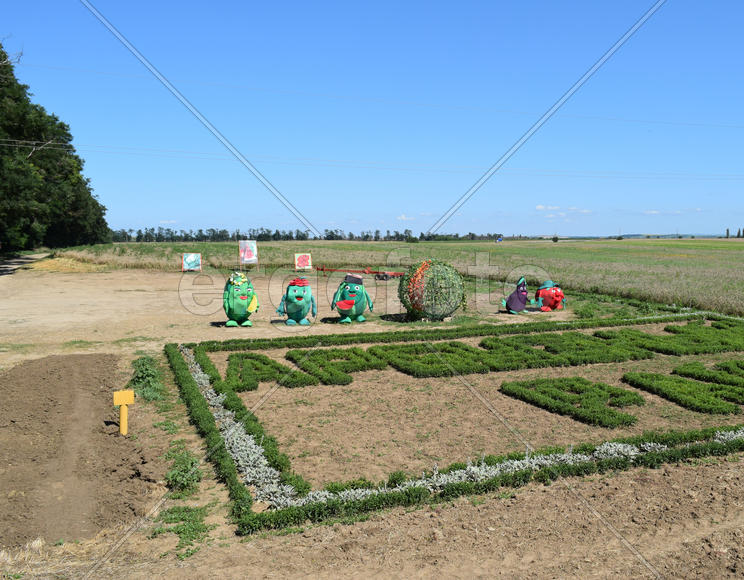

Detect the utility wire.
[
  {"left": 427, "top": 0, "right": 669, "bottom": 234},
  {"left": 2, "top": 139, "right": 742, "bottom": 180},
  {"left": 78, "top": 0, "right": 322, "bottom": 238},
  {"left": 8, "top": 63, "right": 743, "bottom": 131}
]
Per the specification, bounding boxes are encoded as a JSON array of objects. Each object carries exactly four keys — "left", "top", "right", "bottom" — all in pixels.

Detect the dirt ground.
[
  {"left": 1, "top": 258, "right": 743, "bottom": 578},
  {"left": 0, "top": 354, "right": 163, "bottom": 547}
]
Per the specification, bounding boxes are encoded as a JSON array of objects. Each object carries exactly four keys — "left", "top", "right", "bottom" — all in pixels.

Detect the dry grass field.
[{"left": 58, "top": 238, "right": 744, "bottom": 314}]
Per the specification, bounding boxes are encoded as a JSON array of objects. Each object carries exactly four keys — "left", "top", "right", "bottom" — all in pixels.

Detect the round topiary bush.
[{"left": 398, "top": 259, "right": 465, "bottom": 320}]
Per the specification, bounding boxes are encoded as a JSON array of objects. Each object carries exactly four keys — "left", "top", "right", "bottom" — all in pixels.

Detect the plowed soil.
[{"left": 0, "top": 354, "right": 161, "bottom": 547}]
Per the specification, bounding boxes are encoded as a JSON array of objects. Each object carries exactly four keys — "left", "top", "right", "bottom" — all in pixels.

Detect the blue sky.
[{"left": 3, "top": 1, "right": 742, "bottom": 236}]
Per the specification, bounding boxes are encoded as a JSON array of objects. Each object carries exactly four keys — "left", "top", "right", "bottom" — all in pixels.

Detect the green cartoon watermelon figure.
[
  {"left": 223, "top": 272, "right": 259, "bottom": 327},
  {"left": 331, "top": 274, "right": 373, "bottom": 323},
  {"left": 276, "top": 277, "right": 317, "bottom": 325}
]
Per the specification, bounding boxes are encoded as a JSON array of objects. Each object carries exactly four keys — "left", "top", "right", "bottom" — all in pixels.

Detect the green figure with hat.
[
  {"left": 276, "top": 277, "right": 317, "bottom": 325},
  {"left": 331, "top": 274, "right": 373, "bottom": 323}
]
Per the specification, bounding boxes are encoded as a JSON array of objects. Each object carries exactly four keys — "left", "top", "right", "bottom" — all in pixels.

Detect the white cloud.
[
  {"left": 643, "top": 210, "right": 661, "bottom": 215},
  {"left": 541, "top": 206, "right": 590, "bottom": 218},
  {"left": 397, "top": 214, "right": 415, "bottom": 221},
  {"left": 159, "top": 219, "right": 177, "bottom": 224}
]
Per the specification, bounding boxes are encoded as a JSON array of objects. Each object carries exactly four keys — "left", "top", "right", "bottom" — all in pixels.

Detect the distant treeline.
[{"left": 110, "top": 227, "right": 506, "bottom": 243}]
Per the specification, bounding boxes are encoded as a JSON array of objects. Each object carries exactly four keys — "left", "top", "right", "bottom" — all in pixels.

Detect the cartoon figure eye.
[{"left": 354, "top": 285, "right": 360, "bottom": 291}]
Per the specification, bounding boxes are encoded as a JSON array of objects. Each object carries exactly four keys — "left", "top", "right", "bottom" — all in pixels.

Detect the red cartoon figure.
[{"left": 534, "top": 280, "right": 566, "bottom": 312}]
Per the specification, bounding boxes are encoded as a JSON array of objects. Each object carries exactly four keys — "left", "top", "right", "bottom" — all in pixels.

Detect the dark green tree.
[{"left": 0, "top": 43, "right": 109, "bottom": 251}]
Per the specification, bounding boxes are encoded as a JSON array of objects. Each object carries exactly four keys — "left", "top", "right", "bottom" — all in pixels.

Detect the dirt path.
[{"left": 0, "top": 253, "right": 49, "bottom": 276}]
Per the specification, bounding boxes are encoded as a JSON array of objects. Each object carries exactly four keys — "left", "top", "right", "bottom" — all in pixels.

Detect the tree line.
[
  {"left": 110, "top": 227, "right": 505, "bottom": 243},
  {"left": 0, "top": 43, "right": 110, "bottom": 252}
]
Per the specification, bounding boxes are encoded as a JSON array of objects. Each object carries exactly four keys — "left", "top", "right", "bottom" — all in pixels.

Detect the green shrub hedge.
[
  {"left": 674, "top": 360, "right": 744, "bottom": 388},
  {"left": 622, "top": 372, "right": 744, "bottom": 414},
  {"left": 197, "top": 313, "right": 706, "bottom": 354},
  {"left": 225, "top": 353, "right": 318, "bottom": 390},
  {"left": 285, "top": 348, "right": 387, "bottom": 385},
  {"left": 369, "top": 342, "right": 492, "bottom": 377},
  {"left": 500, "top": 377, "right": 644, "bottom": 427},
  {"left": 164, "top": 344, "right": 254, "bottom": 517},
  {"left": 233, "top": 428, "right": 744, "bottom": 535}
]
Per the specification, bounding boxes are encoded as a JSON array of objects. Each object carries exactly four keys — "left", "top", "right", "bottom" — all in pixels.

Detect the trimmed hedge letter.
[
  {"left": 500, "top": 377, "right": 644, "bottom": 427},
  {"left": 622, "top": 372, "right": 744, "bottom": 414},
  {"left": 225, "top": 352, "right": 318, "bottom": 390},
  {"left": 522, "top": 331, "right": 653, "bottom": 365},
  {"left": 478, "top": 336, "right": 562, "bottom": 371},
  {"left": 674, "top": 359, "right": 744, "bottom": 388},
  {"left": 285, "top": 348, "right": 387, "bottom": 385},
  {"left": 369, "top": 342, "right": 491, "bottom": 378}
]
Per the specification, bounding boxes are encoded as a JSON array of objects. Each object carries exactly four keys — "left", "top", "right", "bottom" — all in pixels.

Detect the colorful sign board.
[
  {"left": 294, "top": 252, "right": 312, "bottom": 271},
  {"left": 181, "top": 253, "right": 202, "bottom": 272},
  {"left": 239, "top": 240, "right": 259, "bottom": 265}
]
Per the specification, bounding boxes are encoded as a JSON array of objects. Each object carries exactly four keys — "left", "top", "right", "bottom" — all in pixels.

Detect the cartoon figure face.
[
  {"left": 517, "top": 279, "right": 528, "bottom": 297},
  {"left": 233, "top": 279, "right": 254, "bottom": 302},
  {"left": 340, "top": 283, "right": 361, "bottom": 303},
  {"left": 287, "top": 284, "right": 311, "bottom": 304}
]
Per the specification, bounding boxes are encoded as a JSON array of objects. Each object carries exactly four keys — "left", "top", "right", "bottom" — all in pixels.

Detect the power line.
[
  {"left": 427, "top": 0, "right": 669, "bottom": 234},
  {"left": 1, "top": 139, "right": 742, "bottom": 180},
  {"left": 78, "top": 0, "right": 322, "bottom": 238},
  {"left": 7, "top": 63, "right": 744, "bottom": 131}
]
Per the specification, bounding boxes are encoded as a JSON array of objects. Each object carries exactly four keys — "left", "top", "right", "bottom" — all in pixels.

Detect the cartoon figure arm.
[
  {"left": 365, "top": 289, "right": 373, "bottom": 312},
  {"left": 331, "top": 286, "right": 343, "bottom": 311},
  {"left": 311, "top": 295, "right": 317, "bottom": 317},
  {"left": 276, "top": 295, "right": 286, "bottom": 316},
  {"left": 536, "top": 295, "right": 543, "bottom": 308},
  {"left": 223, "top": 288, "right": 229, "bottom": 314}
]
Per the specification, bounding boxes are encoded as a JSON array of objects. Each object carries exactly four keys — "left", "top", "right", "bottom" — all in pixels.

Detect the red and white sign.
[{"left": 294, "top": 253, "right": 312, "bottom": 271}]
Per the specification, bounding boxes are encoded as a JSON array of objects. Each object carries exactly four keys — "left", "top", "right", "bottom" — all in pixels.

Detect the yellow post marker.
[{"left": 113, "top": 389, "right": 135, "bottom": 436}]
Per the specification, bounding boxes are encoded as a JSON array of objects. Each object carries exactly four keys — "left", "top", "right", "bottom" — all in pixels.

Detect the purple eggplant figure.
[{"left": 502, "top": 276, "right": 534, "bottom": 314}]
